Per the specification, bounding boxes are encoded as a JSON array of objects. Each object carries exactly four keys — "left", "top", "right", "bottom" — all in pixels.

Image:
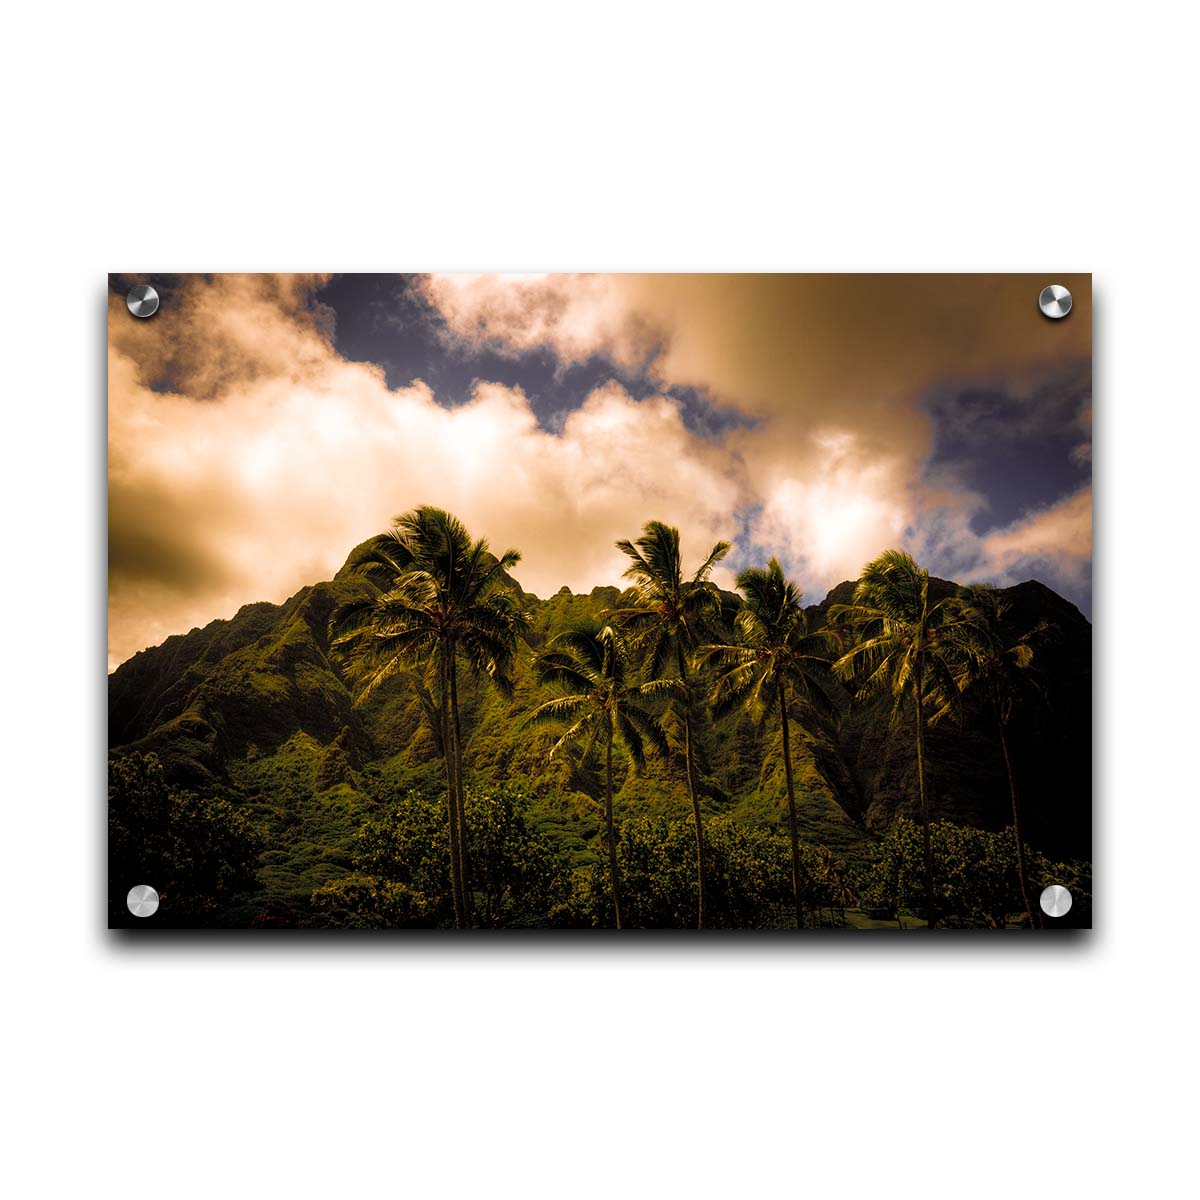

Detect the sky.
[{"left": 107, "top": 272, "right": 1092, "bottom": 671}]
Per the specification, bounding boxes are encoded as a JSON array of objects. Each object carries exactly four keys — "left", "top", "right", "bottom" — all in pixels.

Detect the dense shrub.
[
  {"left": 313, "top": 785, "right": 575, "bottom": 928},
  {"left": 309, "top": 874, "right": 441, "bottom": 928},
  {"left": 109, "top": 752, "right": 263, "bottom": 926},
  {"left": 858, "top": 817, "right": 1092, "bottom": 927},
  {"left": 570, "top": 817, "right": 850, "bottom": 929}
]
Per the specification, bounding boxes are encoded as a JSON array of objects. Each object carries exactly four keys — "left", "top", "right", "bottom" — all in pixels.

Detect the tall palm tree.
[
  {"left": 526, "top": 622, "right": 678, "bottom": 929},
  {"left": 331, "top": 506, "right": 527, "bottom": 928},
  {"left": 829, "top": 550, "right": 963, "bottom": 930},
  {"left": 941, "top": 584, "right": 1048, "bottom": 928},
  {"left": 610, "top": 520, "right": 730, "bottom": 929},
  {"left": 699, "top": 558, "right": 835, "bottom": 928}
]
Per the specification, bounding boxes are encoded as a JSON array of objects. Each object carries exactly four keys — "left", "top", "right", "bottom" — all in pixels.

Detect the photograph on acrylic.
[{"left": 108, "top": 274, "right": 1092, "bottom": 930}]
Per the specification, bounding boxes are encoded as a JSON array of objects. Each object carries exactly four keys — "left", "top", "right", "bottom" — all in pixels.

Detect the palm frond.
[
  {"left": 616, "top": 711, "right": 647, "bottom": 769},
  {"left": 524, "top": 694, "right": 590, "bottom": 730},
  {"left": 645, "top": 624, "right": 676, "bottom": 681},
  {"left": 636, "top": 676, "right": 686, "bottom": 700},
  {"left": 533, "top": 652, "right": 599, "bottom": 693},
  {"left": 691, "top": 540, "right": 732, "bottom": 583},
  {"left": 696, "top": 643, "right": 754, "bottom": 672},
  {"left": 549, "top": 712, "right": 602, "bottom": 760},
  {"left": 329, "top": 594, "right": 389, "bottom": 644},
  {"left": 710, "top": 659, "right": 761, "bottom": 720}
]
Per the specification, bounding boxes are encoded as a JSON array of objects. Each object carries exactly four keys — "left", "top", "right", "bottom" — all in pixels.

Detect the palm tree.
[
  {"left": 526, "top": 622, "right": 677, "bottom": 929},
  {"left": 698, "top": 558, "right": 835, "bottom": 928},
  {"left": 829, "top": 550, "right": 964, "bottom": 930},
  {"left": 941, "top": 584, "right": 1048, "bottom": 928},
  {"left": 610, "top": 521, "right": 730, "bottom": 929},
  {"left": 331, "top": 506, "right": 527, "bottom": 928}
]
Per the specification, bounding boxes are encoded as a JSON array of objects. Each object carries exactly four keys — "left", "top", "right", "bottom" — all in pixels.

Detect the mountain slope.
[
  {"left": 802, "top": 577, "right": 1091, "bottom": 860},
  {"left": 109, "top": 553, "right": 1092, "bottom": 868},
  {"left": 109, "top": 576, "right": 375, "bottom": 786}
]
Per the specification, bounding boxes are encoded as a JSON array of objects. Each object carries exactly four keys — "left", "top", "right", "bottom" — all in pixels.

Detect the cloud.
[
  {"left": 109, "top": 273, "right": 334, "bottom": 401},
  {"left": 896, "top": 483, "right": 1093, "bottom": 602},
  {"left": 424, "top": 273, "right": 1091, "bottom": 422},
  {"left": 417, "top": 274, "right": 658, "bottom": 371},
  {"left": 108, "top": 278, "right": 740, "bottom": 669},
  {"left": 420, "top": 272, "right": 1094, "bottom": 597},
  {"left": 747, "top": 429, "right": 913, "bottom": 595},
  {"left": 978, "top": 485, "right": 1093, "bottom": 592},
  {"left": 110, "top": 273, "right": 1093, "bottom": 668}
]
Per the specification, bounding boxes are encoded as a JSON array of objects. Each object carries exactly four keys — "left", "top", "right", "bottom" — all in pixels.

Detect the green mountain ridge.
[{"left": 108, "top": 549, "right": 1091, "bottom": 918}]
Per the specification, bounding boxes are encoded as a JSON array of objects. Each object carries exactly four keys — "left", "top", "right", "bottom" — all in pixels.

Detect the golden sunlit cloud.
[
  {"left": 108, "top": 278, "right": 741, "bottom": 669},
  {"left": 420, "top": 271, "right": 1092, "bottom": 600},
  {"left": 109, "top": 272, "right": 1091, "bottom": 669},
  {"left": 979, "top": 485, "right": 1093, "bottom": 588},
  {"left": 418, "top": 273, "right": 657, "bottom": 371}
]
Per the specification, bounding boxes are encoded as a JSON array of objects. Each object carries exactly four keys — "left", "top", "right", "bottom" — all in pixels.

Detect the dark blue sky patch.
[
  {"left": 666, "top": 386, "right": 759, "bottom": 440},
  {"left": 721, "top": 505, "right": 769, "bottom": 581},
  {"left": 315, "top": 273, "right": 755, "bottom": 440},
  {"left": 920, "top": 363, "right": 1091, "bottom": 535}
]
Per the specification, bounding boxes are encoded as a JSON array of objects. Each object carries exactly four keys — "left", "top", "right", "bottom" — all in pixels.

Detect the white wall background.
[{"left": 1, "top": 3, "right": 1195, "bottom": 1196}]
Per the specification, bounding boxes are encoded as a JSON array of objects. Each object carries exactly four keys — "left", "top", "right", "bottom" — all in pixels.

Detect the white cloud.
[
  {"left": 110, "top": 273, "right": 1093, "bottom": 668},
  {"left": 748, "top": 429, "right": 912, "bottom": 595},
  {"left": 109, "top": 284, "right": 741, "bottom": 668},
  {"left": 417, "top": 273, "right": 657, "bottom": 371},
  {"left": 978, "top": 486, "right": 1093, "bottom": 590}
]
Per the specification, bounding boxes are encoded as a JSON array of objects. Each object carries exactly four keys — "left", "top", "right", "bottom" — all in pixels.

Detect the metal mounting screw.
[
  {"left": 127, "top": 884, "right": 160, "bottom": 918},
  {"left": 1039, "top": 884, "right": 1072, "bottom": 918},
  {"left": 1038, "top": 284, "right": 1072, "bottom": 320},
  {"left": 127, "top": 283, "right": 160, "bottom": 318}
]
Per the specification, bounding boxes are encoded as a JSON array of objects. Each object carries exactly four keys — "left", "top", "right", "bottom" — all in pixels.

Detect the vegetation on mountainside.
[
  {"left": 527, "top": 621, "right": 679, "bottom": 928},
  {"left": 939, "top": 584, "right": 1051, "bottom": 929},
  {"left": 108, "top": 509, "right": 1093, "bottom": 930},
  {"left": 700, "top": 557, "right": 837, "bottom": 928},
  {"left": 329, "top": 507, "right": 527, "bottom": 927},
  {"left": 609, "top": 521, "right": 730, "bottom": 927},
  {"left": 829, "top": 550, "right": 969, "bottom": 929}
]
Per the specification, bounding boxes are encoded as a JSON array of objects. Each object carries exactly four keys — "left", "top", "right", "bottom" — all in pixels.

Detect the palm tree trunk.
[
  {"left": 678, "top": 651, "right": 705, "bottom": 930},
  {"left": 449, "top": 650, "right": 473, "bottom": 926},
  {"left": 439, "top": 654, "right": 465, "bottom": 928},
  {"left": 605, "top": 729, "right": 622, "bottom": 929},
  {"left": 913, "top": 673, "right": 936, "bottom": 929},
  {"left": 779, "top": 685, "right": 803, "bottom": 930},
  {"left": 997, "top": 714, "right": 1041, "bottom": 928}
]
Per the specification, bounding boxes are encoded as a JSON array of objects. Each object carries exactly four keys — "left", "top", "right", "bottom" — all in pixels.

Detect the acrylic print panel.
[{"left": 107, "top": 273, "right": 1092, "bottom": 931}]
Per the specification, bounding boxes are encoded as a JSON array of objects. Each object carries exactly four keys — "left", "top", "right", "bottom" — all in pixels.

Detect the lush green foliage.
[
  {"left": 310, "top": 786, "right": 572, "bottom": 927},
  {"left": 528, "top": 620, "right": 677, "bottom": 928},
  {"left": 230, "top": 731, "right": 375, "bottom": 918},
  {"left": 572, "top": 816, "right": 851, "bottom": 929},
  {"left": 859, "top": 817, "right": 1092, "bottom": 928},
  {"left": 309, "top": 796, "right": 861, "bottom": 930},
  {"left": 701, "top": 556, "right": 838, "bottom": 924},
  {"left": 109, "top": 753, "right": 263, "bottom": 926},
  {"left": 331, "top": 506, "right": 530, "bottom": 927},
  {"left": 829, "top": 549, "right": 977, "bottom": 926},
  {"left": 109, "top": 511, "right": 1092, "bottom": 930},
  {"left": 607, "top": 519, "right": 732, "bottom": 928}
]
